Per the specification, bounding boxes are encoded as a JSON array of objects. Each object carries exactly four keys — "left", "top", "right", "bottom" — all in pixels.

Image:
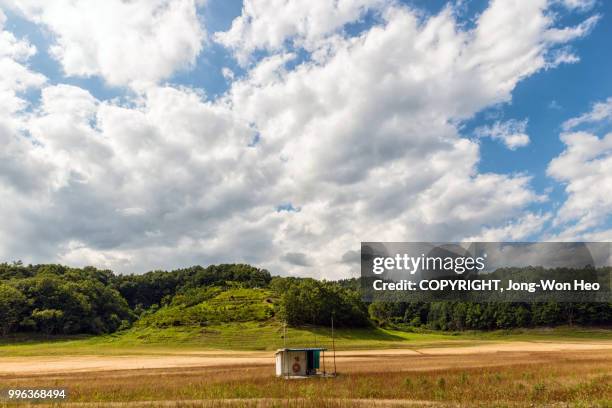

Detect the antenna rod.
[
  {"left": 313, "top": 312, "right": 317, "bottom": 347},
  {"left": 284, "top": 320, "right": 288, "bottom": 378}
]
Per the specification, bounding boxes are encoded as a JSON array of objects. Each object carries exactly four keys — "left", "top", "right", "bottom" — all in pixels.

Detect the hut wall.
[{"left": 278, "top": 351, "right": 307, "bottom": 376}]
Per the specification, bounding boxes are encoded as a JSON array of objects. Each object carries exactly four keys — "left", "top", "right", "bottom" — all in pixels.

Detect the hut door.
[{"left": 306, "top": 351, "right": 315, "bottom": 374}]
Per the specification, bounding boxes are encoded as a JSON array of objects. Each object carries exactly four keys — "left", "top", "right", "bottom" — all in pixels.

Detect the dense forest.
[{"left": 0, "top": 262, "right": 610, "bottom": 336}]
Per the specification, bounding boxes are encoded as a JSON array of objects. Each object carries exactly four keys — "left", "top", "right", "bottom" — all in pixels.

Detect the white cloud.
[
  {"left": 0, "top": 0, "right": 603, "bottom": 277},
  {"left": 547, "top": 98, "right": 612, "bottom": 240},
  {"left": 221, "top": 67, "right": 235, "bottom": 81},
  {"left": 475, "top": 119, "right": 530, "bottom": 150},
  {"left": 224, "top": 0, "right": 589, "bottom": 276},
  {"left": 58, "top": 240, "right": 133, "bottom": 270},
  {"left": 2, "top": 0, "right": 205, "bottom": 87},
  {"left": 0, "top": 9, "right": 36, "bottom": 60},
  {"left": 0, "top": 8, "right": 46, "bottom": 181},
  {"left": 548, "top": 130, "right": 612, "bottom": 238},
  {"left": 543, "top": 14, "right": 599, "bottom": 43},
  {"left": 0, "top": 8, "right": 45, "bottom": 116},
  {"left": 562, "top": 97, "right": 612, "bottom": 130},
  {"left": 558, "top": 0, "right": 597, "bottom": 11},
  {"left": 214, "top": 0, "right": 385, "bottom": 65},
  {"left": 0, "top": 14, "right": 51, "bottom": 263},
  {"left": 466, "top": 213, "right": 552, "bottom": 241}
]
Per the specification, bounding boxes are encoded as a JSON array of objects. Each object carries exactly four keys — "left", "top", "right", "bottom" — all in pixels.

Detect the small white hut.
[{"left": 275, "top": 347, "right": 326, "bottom": 378}]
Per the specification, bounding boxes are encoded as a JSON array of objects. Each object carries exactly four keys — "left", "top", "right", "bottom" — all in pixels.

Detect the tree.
[
  {"left": 368, "top": 302, "right": 403, "bottom": 326},
  {"left": 31, "top": 309, "right": 64, "bottom": 335},
  {"left": 277, "top": 278, "right": 369, "bottom": 327},
  {"left": 0, "top": 284, "right": 28, "bottom": 336}
]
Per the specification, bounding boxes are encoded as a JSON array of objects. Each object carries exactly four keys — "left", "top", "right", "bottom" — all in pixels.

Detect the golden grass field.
[{"left": 1, "top": 340, "right": 612, "bottom": 407}]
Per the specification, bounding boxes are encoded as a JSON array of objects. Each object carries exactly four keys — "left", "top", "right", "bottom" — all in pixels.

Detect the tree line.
[
  {"left": 368, "top": 300, "right": 611, "bottom": 330},
  {"left": 0, "top": 262, "right": 610, "bottom": 336},
  {"left": 0, "top": 263, "right": 274, "bottom": 336},
  {"left": 0, "top": 263, "right": 133, "bottom": 336}
]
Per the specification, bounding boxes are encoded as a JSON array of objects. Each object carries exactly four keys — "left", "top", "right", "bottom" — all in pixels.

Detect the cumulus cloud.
[
  {"left": 2, "top": 0, "right": 205, "bottom": 87},
  {"left": 0, "top": 8, "right": 45, "bottom": 116},
  {"left": 466, "top": 213, "right": 552, "bottom": 241},
  {"left": 215, "top": 0, "right": 385, "bottom": 65},
  {"left": 223, "top": 0, "right": 591, "bottom": 276},
  {"left": 558, "top": 0, "right": 597, "bottom": 11},
  {"left": 543, "top": 14, "right": 599, "bottom": 44},
  {"left": 0, "top": 12, "right": 50, "bottom": 263},
  {"left": 548, "top": 128, "right": 612, "bottom": 239},
  {"left": 281, "top": 252, "right": 313, "bottom": 267},
  {"left": 0, "top": 0, "right": 602, "bottom": 277},
  {"left": 0, "top": 9, "right": 36, "bottom": 60},
  {"left": 1, "top": 80, "right": 282, "bottom": 269},
  {"left": 562, "top": 97, "right": 612, "bottom": 130},
  {"left": 546, "top": 96, "right": 612, "bottom": 241},
  {"left": 475, "top": 119, "right": 530, "bottom": 150},
  {"left": 0, "top": 8, "right": 46, "bottom": 181}
]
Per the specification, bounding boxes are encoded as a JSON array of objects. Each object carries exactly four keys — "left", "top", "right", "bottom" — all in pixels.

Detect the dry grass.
[{"left": 1, "top": 349, "right": 611, "bottom": 407}]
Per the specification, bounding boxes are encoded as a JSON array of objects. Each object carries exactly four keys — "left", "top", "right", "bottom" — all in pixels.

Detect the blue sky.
[
  {"left": 472, "top": 0, "right": 612, "bottom": 237},
  {"left": 476, "top": 6, "right": 610, "bottom": 165},
  {"left": 1, "top": 0, "right": 611, "bottom": 276}
]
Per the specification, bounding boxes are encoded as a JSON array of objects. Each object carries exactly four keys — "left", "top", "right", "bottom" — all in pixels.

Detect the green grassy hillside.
[
  {"left": 2, "top": 263, "right": 610, "bottom": 343},
  {"left": 2, "top": 284, "right": 610, "bottom": 356},
  {"left": 136, "top": 287, "right": 275, "bottom": 328}
]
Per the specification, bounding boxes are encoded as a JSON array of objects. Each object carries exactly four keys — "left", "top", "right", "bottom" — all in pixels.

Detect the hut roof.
[{"left": 275, "top": 347, "right": 326, "bottom": 354}]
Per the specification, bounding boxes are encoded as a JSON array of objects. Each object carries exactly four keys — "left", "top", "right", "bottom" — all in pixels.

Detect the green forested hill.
[
  {"left": 0, "top": 262, "right": 610, "bottom": 338},
  {"left": 0, "top": 264, "right": 133, "bottom": 335},
  {"left": 0, "top": 263, "right": 370, "bottom": 336}
]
